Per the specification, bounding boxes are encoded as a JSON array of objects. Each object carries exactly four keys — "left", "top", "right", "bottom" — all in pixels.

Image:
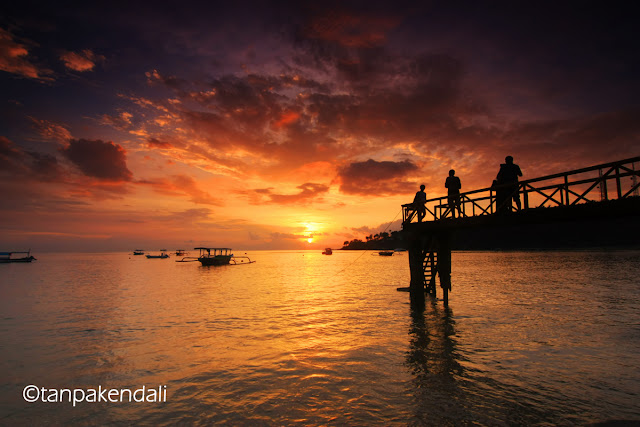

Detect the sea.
[{"left": 1, "top": 249, "right": 639, "bottom": 426}]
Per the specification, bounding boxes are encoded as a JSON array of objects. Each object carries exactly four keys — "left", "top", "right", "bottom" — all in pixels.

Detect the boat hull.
[
  {"left": 198, "top": 256, "right": 232, "bottom": 266},
  {"left": 0, "top": 256, "right": 35, "bottom": 263}
]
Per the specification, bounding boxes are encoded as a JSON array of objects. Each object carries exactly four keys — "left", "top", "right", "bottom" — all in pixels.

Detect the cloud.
[
  {"left": 154, "top": 207, "right": 214, "bottom": 224},
  {"left": 60, "top": 49, "right": 104, "bottom": 72},
  {"left": 302, "top": 9, "right": 402, "bottom": 48},
  {"left": 60, "top": 139, "right": 133, "bottom": 181},
  {"left": 0, "top": 136, "right": 28, "bottom": 174},
  {"left": 253, "top": 182, "right": 330, "bottom": 205},
  {"left": 29, "top": 117, "right": 72, "bottom": 144},
  {"left": 0, "top": 27, "right": 52, "bottom": 80},
  {"left": 98, "top": 111, "right": 135, "bottom": 131},
  {"left": 94, "top": 6, "right": 639, "bottom": 199},
  {"left": 0, "top": 136, "right": 62, "bottom": 179},
  {"left": 138, "top": 174, "right": 224, "bottom": 206},
  {"left": 270, "top": 231, "right": 307, "bottom": 240},
  {"left": 337, "top": 159, "right": 418, "bottom": 195},
  {"left": 147, "top": 137, "right": 173, "bottom": 149}
]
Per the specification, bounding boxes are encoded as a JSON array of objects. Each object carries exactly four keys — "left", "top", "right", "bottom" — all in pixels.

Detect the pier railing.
[{"left": 402, "top": 156, "right": 640, "bottom": 224}]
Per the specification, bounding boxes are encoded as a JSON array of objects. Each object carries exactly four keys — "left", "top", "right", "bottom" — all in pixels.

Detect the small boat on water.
[
  {"left": 176, "top": 247, "right": 254, "bottom": 266},
  {"left": 133, "top": 249, "right": 145, "bottom": 255},
  {"left": 378, "top": 251, "right": 394, "bottom": 256},
  {"left": 195, "top": 247, "right": 233, "bottom": 266},
  {"left": 322, "top": 248, "right": 333, "bottom": 255},
  {"left": 175, "top": 249, "right": 187, "bottom": 256},
  {"left": 146, "top": 250, "right": 169, "bottom": 259},
  {"left": 0, "top": 250, "right": 36, "bottom": 263}
]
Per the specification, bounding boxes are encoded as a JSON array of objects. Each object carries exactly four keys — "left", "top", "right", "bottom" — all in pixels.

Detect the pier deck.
[{"left": 401, "top": 156, "right": 640, "bottom": 306}]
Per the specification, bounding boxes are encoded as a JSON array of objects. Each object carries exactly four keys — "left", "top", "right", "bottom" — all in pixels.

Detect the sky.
[{"left": 1, "top": 1, "right": 639, "bottom": 251}]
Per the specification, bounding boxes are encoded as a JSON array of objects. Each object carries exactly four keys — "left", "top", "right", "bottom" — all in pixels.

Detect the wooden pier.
[{"left": 401, "top": 156, "right": 640, "bottom": 306}]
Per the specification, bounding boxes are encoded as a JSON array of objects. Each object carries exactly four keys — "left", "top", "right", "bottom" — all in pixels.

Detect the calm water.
[{"left": 1, "top": 250, "right": 639, "bottom": 425}]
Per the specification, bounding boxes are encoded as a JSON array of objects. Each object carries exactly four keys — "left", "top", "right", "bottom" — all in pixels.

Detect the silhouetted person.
[
  {"left": 496, "top": 155, "right": 523, "bottom": 211},
  {"left": 491, "top": 179, "right": 507, "bottom": 213},
  {"left": 445, "top": 169, "right": 462, "bottom": 218},
  {"left": 413, "top": 184, "right": 427, "bottom": 222}
]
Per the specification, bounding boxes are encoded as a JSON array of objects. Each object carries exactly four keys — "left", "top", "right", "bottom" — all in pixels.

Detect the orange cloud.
[
  {"left": 147, "top": 137, "right": 173, "bottom": 149},
  {"left": 138, "top": 174, "right": 224, "bottom": 206},
  {"left": 60, "top": 49, "right": 103, "bottom": 72},
  {"left": 273, "top": 111, "right": 300, "bottom": 128},
  {"left": 0, "top": 27, "right": 52, "bottom": 80},
  {"left": 29, "top": 117, "right": 72, "bottom": 144},
  {"left": 252, "top": 182, "right": 329, "bottom": 205}
]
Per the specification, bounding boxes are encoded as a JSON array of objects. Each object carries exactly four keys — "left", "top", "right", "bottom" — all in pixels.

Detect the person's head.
[
  {"left": 505, "top": 156, "right": 513, "bottom": 164},
  {"left": 420, "top": 184, "right": 425, "bottom": 191},
  {"left": 449, "top": 169, "right": 455, "bottom": 176}
]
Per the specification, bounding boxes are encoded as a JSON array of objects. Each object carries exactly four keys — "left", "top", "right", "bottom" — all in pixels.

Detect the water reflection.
[{"left": 406, "top": 296, "right": 467, "bottom": 425}]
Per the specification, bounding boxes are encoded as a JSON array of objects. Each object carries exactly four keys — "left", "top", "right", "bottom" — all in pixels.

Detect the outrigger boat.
[
  {"left": 378, "top": 251, "right": 394, "bottom": 256},
  {"left": 175, "top": 249, "right": 188, "bottom": 256},
  {"left": 176, "top": 247, "right": 254, "bottom": 266},
  {"left": 146, "top": 250, "right": 169, "bottom": 259},
  {"left": 133, "top": 249, "right": 145, "bottom": 255},
  {"left": 196, "top": 247, "right": 232, "bottom": 266},
  {"left": 0, "top": 250, "right": 36, "bottom": 263},
  {"left": 322, "top": 248, "right": 333, "bottom": 255}
]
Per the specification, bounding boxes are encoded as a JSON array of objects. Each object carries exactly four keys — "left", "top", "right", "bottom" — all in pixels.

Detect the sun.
[{"left": 307, "top": 237, "right": 313, "bottom": 244}]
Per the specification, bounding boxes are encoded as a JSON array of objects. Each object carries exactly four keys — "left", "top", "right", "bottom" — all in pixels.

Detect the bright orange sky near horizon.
[{"left": 1, "top": 2, "right": 639, "bottom": 251}]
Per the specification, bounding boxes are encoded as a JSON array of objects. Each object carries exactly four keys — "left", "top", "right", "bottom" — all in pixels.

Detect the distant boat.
[
  {"left": 133, "top": 249, "right": 145, "bottom": 255},
  {"left": 146, "top": 250, "right": 169, "bottom": 259},
  {"left": 322, "top": 248, "right": 333, "bottom": 255},
  {"left": 378, "top": 251, "right": 394, "bottom": 256},
  {"left": 175, "top": 249, "right": 187, "bottom": 256},
  {"left": 195, "top": 247, "right": 233, "bottom": 266},
  {"left": 0, "top": 250, "right": 36, "bottom": 263}
]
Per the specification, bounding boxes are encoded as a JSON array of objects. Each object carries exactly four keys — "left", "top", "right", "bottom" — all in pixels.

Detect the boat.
[
  {"left": 133, "top": 249, "right": 145, "bottom": 255},
  {"left": 176, "top": 248, "right": 254, "bottom": 265},
  {"left": 175, "top": 249, "right": 187, "bottom": 256},
  {"left": 378, "top": 251, "right": 394, "bottom": 256},
  {"left": 146, "top": 250, "right": 169, "bottom": 259},
  {"left": 322, "top": 248, "right": 333, "bottom": 255},
  {"left": 195, "top": 247, "right": 233, "bottom": 266},
  {"left": 0, "top": 250, "right": 36, "bottom": 263}
]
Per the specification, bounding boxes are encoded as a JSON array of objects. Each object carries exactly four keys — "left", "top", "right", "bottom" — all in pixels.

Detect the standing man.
[
  {"left": 497, "top": 156, "right": 523, "bottom": 211},
  {"left": 445, "top": 169, "right": 462, "bottom": 218},
  {"left": 413, "top": 184, "right": 427, "bottom": 222}
]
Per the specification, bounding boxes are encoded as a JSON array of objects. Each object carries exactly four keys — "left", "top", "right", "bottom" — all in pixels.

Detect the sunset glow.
[{"left": 1, "top": 2, "right": 638, "bottom": 251}]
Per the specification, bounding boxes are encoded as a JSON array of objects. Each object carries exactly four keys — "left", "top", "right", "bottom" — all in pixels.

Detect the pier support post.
[
  {"left": 408, "top": 238, "right": 426, "bottom": 305},
  {"left": 406, "top": 231, "right": 452, "bottom": 306},
  {"left": 437, "top": 232, "right": 452, "bottom": 307}
]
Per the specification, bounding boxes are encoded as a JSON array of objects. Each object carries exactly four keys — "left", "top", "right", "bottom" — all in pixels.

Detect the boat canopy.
[{"left": 194, "top": 247, "right": 232, "bottom": 256}]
